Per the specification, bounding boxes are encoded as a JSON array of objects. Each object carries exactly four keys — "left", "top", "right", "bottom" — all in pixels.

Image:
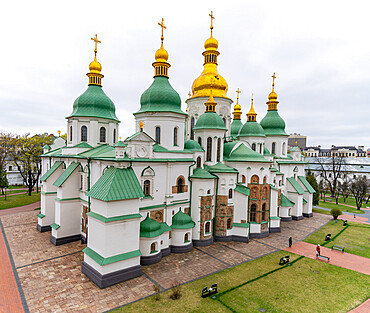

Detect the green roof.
[
  {"left": 171, "top": 209, "right": 195, "bottom": 229},
  {"left": 79, "top": 144, "right": 115, "bottom": 158},
  {"left": 193, "top": 112, "right": 227, "bottom": 131},
  {"left": 42, "top": 147, "right": 62, "bottom": 157},
  {"left": 225, "top": 144, "right": 270, "bottom": 163},
  {"left": 67, "top": 85, "right": 119, "bottom": 122},
  {"left": 303, "top": 198, "right": 307, "bottom": 204},
  {"left": 281, "top": 194, "right": 295, "bottom": 207},
  {"left": 286, "top": 177, "right": 305, "bottom": 195},
  {"left": 140, "top": 213, "right": 171, "bottom": 238},
  {"left": 260, "top": 110, "right": 288, "bottom": 136},
  {"left": 290, "top": 146, "right": 300, "bottom": 152},
  {"left": 234, "top": 184, "right": 250, "bottom": 196},
  {"left": 83, "top": 247, "right": 141, "bottom": 266},
  {"left": 136, "top": 76, "right": 185, "bottom": 115},
  {"left": 230, "top": 119, "right": 243, "bottom": 138},
  {"left": 43, "top": 144, "right": 50, "bottom": 149},
  {"left": 206, "top": 162, "right": 238, "bottom": 173},
  {"left": 40, "top": 161, "right": 64, "bottom": 182},
  {"left": 184, "top": 140, "right": 204, "bottom": 152},
  {"left": 190, "top": 168, "right": 216, "bottom": 179},
  {"left": 73, "top": 142, "right": 93, "bottom": 148},
  {"left": 269, "top": 167, "right": 277, "bottom": 172},
  {"left": 87, "top": 167, "right": 144, "bottom": 201},
  {"left": 114, "top": 140, "right": 126, "bottom": 147},
  {"left": 238, "top": 121, "right": 266, "bottom": 137},
  {"left": 223, "top": 141, "right": 238, "bottom": 158},
  {"left": 264, "top": 147, "right": 274, "bottom": 156},
  {"left": 298, "top": 176, "right": 316, "bottom": 194},
  {"left": 277, "top": 160, "right": 306, "bottom": 164},
  {"left": 53, "top": 162, "right": 80, "bottom": 187}
]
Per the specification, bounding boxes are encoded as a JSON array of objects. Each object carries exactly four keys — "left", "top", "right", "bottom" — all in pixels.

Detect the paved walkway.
[
  {"left": 285, "top": 241, "right": 370, "bottom": 275},
  {"left": 314, "top": 205, "right": 370, "bottom": 223},
  {"left": 349, "top": 298, "right": 370, "bottom": 313},
  {"left": 0, "top": 201, "right": 40, "bottom": 216}
]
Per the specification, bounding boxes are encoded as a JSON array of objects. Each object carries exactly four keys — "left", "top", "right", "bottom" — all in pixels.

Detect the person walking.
[
  {"left": 288, "top": 237, "right": 292, "bottom": 248},
  {"left": 316, "top": 244, "right": 321, "bottom": 256}
]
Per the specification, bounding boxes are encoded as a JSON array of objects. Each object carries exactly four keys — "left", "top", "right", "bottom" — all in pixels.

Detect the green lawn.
[
  {"left": 0, "top": 189, "right": 28, "bottom": 196},
  {"left": 7, "top": 185, "right": 26, "bottom": 189},
  {"left": 304, "top": 220, "right": 370, "bottom": 258},
  {"left": 312, "top": 208, "right": 331, "bottom": 215},
  {"left": 0, "top": 192, "right": 40, "bottom": 210},
  {"left": 318, "top": 200, "right": 364, "bottom": 214},
  {"left": 116, "top": 251, "right": 370, "bottom": 313}
]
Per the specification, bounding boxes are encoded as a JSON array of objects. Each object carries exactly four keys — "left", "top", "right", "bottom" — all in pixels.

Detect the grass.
[
  {"left": 0, "top": 189, "right": 28, "bottom": 196},
  {"left": 0, "top": 192, "right": 40, "bottom": 210},
  {"left": 312, "top": 207, "right": 331, "bottom": 215},
  {"left": 7, "top": 185, "right": 26, "bottom": 189},
  {"left": 304, "top": 220, "right": 370, "bottom": 258},
  {"left": 115, "top": 251, "right": 370, "bottom": 313},
  {"left": 318, "top": 200, "right": 364, "bottom": 214}
]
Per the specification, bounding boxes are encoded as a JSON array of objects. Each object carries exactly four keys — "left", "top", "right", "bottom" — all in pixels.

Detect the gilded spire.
[
  {"left": 233, "top": 88, "right": 242, "bottom": 120},
  {"left": 267, "top": 72, "right": 279, "bottom": 111},
  {"left": 87, "top": 34, "right": 104, "bottom": 86},
  {"left": 209, "top": 11, "right": 215, "bottom": 36},
  {"left": 153, "top": 18, "right": 170, "bottom": 77},
  {"left": 247, "top": 93, "right": 257, "bottom": 122},
  {"left": 204, "top": 78, "right": 217, "bottom": 112}
]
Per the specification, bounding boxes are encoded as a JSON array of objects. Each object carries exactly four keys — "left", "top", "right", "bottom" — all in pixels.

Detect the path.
[
  {"left": 314, "top": 205, "right": 370, "bottom": 223},
  {"left": 0, "top": 201, "right": 40, "bottom": 216},
  {"left": 285, "top": 241, "right": 370, "bottom": 275}
]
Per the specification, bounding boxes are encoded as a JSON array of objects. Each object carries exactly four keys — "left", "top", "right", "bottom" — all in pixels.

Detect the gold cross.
[
  {"left": 272, "top": 72, "right": 276, "bottom": 88},
  {"left": 251, "top": 93, "right": 254, "bottom": 104},
  {"left": 158, "top": 18, "right": 166, "bottom": 43},
  {"left": 236, "top": 88, "right": 241, "bottom": 101},
  {"left": 209, "top": 11, "right": 215, "bottom": 34},
  {"left": 91, "top": 34, "right": 101, "bottom": 55}
]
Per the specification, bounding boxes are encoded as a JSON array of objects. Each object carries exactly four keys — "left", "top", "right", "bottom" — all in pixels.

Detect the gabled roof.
[
  {"left": 114, "top": 140, "right": 126, "bottom": 147},
  {"left": 190, "top": 168, "right": 217, "bottom": 179},
  {"left": 234, "top": 184, "right": 250, "bottom": 196},
  {"left": 87, "top": 167, "right": 144, "bottom": 201},
  {"left": 286, "top": 177, "right": 305, "bottom": 195},
  {"left": 40, "top": 161, "right": 64, "bottom": 182},
  {"left": 298, "top": 176, "right": 316, "bottom": 194},
  {"left": 225, "top": 144, "right": 271, "bottom": 163},
  {"left": 73, "top": 142, "right": 93, "bottom": 148},
  {"left": 53, "top": 162, "right": 80, "bottom": 187},
  {"left": 79, "top": 144, "right": 115, "bottom": 158},
  {"left": 281, "top": 194, "right": 295, "bottom": 207},
  {"left": 42, "top": 147, "right": 62, "bottom": 157},
  {"left": 125, "top": 131, "right": 155, "bottom": 142},
  {"left": 206, "top": 162, "right": 238, "bottom": 173}
]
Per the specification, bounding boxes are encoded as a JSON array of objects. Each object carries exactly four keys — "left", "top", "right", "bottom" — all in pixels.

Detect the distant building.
[
  {"left": 304, "top": 145, "right": 367, "bottom": 158},
  {"left": 288, "top": 133, "right": 306, "bottom": 151}
]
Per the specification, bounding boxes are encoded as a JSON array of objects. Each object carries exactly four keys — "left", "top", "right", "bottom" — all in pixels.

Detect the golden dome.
[
  {"left": 268, "top": 90, "right": 277, "bottom": 100},
  {"left": 204, "top": 35, "right": 218, "bottom": 50},
  {"left": 89, "top": 56, "right": 102, "bottom": 74},
  {"left": 267, "top": 73, "right": 279, "bottom": 111},
  {"left": 155, "top": 43, "right": 169, "bottom": 62}
]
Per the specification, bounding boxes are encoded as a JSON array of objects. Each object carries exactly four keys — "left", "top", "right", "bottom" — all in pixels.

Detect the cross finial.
[
  {"left": 251, "top": 93, "right": 254, "bottom": 105},
  {"left": 158, "top": 18, "right": 166, "bottom": 44},
  {"left": 91, "top": 34, "right": 101, "bottom": 56},
  {"left": 188, "top": 91, "right": 192, "bottom": 97},
  {"left": 272, "top": 72, "right": 276, "bottom": 90},
  {"left": 209, "top": 11, "right": 215, "bottom": 35},
  {"left": 236, "top": 88, "right": 241, "bottom": 102}
]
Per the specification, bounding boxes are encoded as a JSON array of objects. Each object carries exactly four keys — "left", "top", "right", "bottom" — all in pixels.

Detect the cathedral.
[{"left": 37, "top": 15, "right": 315, "bottom": 289}]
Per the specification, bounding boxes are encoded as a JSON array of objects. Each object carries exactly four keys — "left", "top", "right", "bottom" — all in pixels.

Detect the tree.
[
  {"left": 338, "top": 180, "right": 350, "bottom": 203},
  {"left": 330, "top": 208, "right": 342, "bottom": 220},
  {"left": 318, "top": 180, "right": 329, "bottom": 202},
  {"left": 0, "top": 131, "right": 13, "bottom": 174},
  {"left": 0, "top": 167, "right": 8, "bottom": 195},
  {"left": 349, "top": 176, "right": 369, "bottom": 210},
  {"left": 9, "top": 134, "right": 53, "bottom": 196},
  {"left": 306, "top": 170, "right": 319, "bottom": 205}
]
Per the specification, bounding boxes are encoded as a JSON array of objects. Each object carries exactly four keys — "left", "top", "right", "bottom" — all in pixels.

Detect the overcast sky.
[{"left": 1, "top": 0, "right": 369, "bottom": 148}]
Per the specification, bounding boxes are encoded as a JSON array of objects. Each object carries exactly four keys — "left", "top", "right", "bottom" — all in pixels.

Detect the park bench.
[
  {"left": 279, "top": 255, "right": 290, "bottom": 265},
  {"left": 201, "top": 284, "right": 218, "bottom": 298},
  {"left": 331, "top": 245, "right": 344, "bottom": 252},
  {"left": 325, "top": 234, "right": 331, "bottom": 241},
  {"left": 316, "top": 255, "right": 330, "bottom": 262}
]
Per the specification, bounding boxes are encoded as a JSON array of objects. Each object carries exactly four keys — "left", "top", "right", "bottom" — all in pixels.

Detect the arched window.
[
  {"left": 177, "top": 176, "right": 185, "bottom": 193},
  {"left": 250, "top": 204, "right": 257, "bottom": 222},
  {"left": 100, "top": 127, "right": 106, "bottom": 143},
  {"left": 223, "top": 117, "right": 226, "bottom": 126},
  {"left": 155, "top": 127, "right": 161, "bottom": 144},
  {"left": 113, "top": 129, "right": 116, "bottom": 144},
  {"left": 282, "top": 142, "right": 286, "bottom": 155},
  {"left": 69, "top": 126, "right": 73, "bottom": 142},
  {"left": 217, "top": 138, "right": 221, "bottom": 162},
  {"left": 205, "top": 221, "right": 211, "bottom": 233},
  {"left": 184, "top": 233, "right": 189, "bottom": 242},
  {"left": 206, "top": 137, "right": 212, "bottom": 161},
  {"left": 263, "top": 176, "right": 267, "bottom": 184},
  {"left": 198, "top": 137, "right": 202, "bottom": 147},
  {"left": 252, "top": 143, "right": 256, "bottom": 151},
  {"left": 81, "top": 126, "right": 87, "bottom": 142},
  {"left": 251, "top": 175, "right": 259, "bottom": 184},
  {"left": 173, "top": 127, "right": 178, "bottom": 146},
  {"left": 190, "top": 117, "right": 195, "bottom": 140},
  {"left": 272, "top": 142, "right": 276, "bottom": 154},
  {"left": 196, "top": 156, "right": 202, "bottom": 168},
  {"left": 241, "top": 175, "right": 246, "bottom": 183},
  {"left": 259, "top": 144, "right": 263, "bottom": 154},
  {"left": 262, "top": 203, "right": 267, "bottom": 221},
  {"left": 207, "top": 189, "right": 211, "bottom": 195},
  {"left": 228, "top": 188, "right": 233, "bottom": 199},
  {"left": 143, "top": 180, "right": 151, "bottom": 196},
  {"left": 150, "top": 242, "right": 157, "bottom": 253},
  {"left": 227, "top": 218, "right": 232, "bottom": 229}
]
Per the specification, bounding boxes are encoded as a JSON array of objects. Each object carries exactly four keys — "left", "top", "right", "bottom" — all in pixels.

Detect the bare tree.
[
  {"left": 338, "top": 180, "right": 350, "bottom": 203},
  {"left": 349, "top": 176, "right": 369, "bottom": 210}
]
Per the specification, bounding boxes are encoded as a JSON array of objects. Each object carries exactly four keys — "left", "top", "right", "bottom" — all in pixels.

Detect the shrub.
[
  {"left": 330, "top": 208, "right": 342, "bottom": 220},
  {"left": 152, "top": 284, "right": 161, "bottom": 301},
  {"left": 169, "top": 280, "right": 182, "bottom": 300}
]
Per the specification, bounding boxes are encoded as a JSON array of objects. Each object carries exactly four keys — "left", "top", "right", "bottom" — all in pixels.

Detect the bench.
[
  {"left": 316, "top": 255, "right": 330, "bottom": 262},
  {"left": 332, "top": 245, "right": 344, "bottom": 252},
  {"left": 279, "top": 255, "right": 290, "bottom": 265},
  {"left": 201, "top": 283, "right": 218, "bottom": 298}
]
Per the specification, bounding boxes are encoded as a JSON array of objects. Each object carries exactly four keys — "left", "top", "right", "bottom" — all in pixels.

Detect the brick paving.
[{"left": 0, "top": 211, "right": 334, "bottom": 312}]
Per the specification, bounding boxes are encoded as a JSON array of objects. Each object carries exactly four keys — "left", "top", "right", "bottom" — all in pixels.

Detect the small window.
[
  {"left": 262, "top": 203, "right": 267, "bottom": 221},
  {"left": 150, "top": 242, "right": 157, "bottom": 253},
  {"left": 100, "top": 127, "right": 106, "bottom": 143},
  {"left": 252, "top": 143, "right": 256, "bottom": 151},
  {"left": 217, "top": 138, "right": 221, "bottom": 162},
  {"left": 263, "top": 176, "right": 267, "bottom": 184},
  {"left": 70, "top": 125, "right": 73, "bottom": 142},
  {"left": 184, "top": 233, "right": 189, "bottom": 242},
  {"left": 196, "top": 156, "right": 201, "bottom": 168},
  {"left": 113, "top": 129, "right": 116, "bottom": 144},
  {"left": 250, "top": 204, "right": 257, "bottom": 222},
  {"left": 206, "top": 137, "right": 212, "bottom": 161},
  {"left": 177, "top": 176, "right": 185, "bottom": 193},
  {"left": 205, "top": 221, "right": 211, "bottom": 233},
  {"left": 198, "top": 137, "right": 202, "bottom": 147},
  {"left": 190, "top": 117, "right": 195, "bottom": 140},
  {"left": 227, "top": 218, "right": 232, "bottom": 229},
  {"left": 259, "top": 144, "right": 262, "bottom": 154},
  {"left": 155, "top": 126, "right": 161, "bottom": 144},
  {"left": 81, "top": 126, "right": 88, "bottom": 142},
  {"left": 8, "top": 166, "right": 12, "bottom": 171},
  {"left": 228, "top": 188, "right": 233, "bottom": 199},
  {"left": 241, "top": 175, "right": 246, "bottom": 183},
  {"left": 143, "top": 180, "right": 151, "bottom": 196},
  {"left": 173, "top": 127, "right": 178, "bottom": 146},
  {"left": 207, "top": 189, "right": 211, "bottom": 195},
  {"left": 223, "top": 117, "right": 226, "bottom": 126},
  {"left": 272, "top": 142, "right": 276, "bottom": 154}
]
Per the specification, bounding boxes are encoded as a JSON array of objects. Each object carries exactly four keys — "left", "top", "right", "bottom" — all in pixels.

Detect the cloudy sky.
[{"left": 1, "top": 0, "right": 369, "bottom": 148}]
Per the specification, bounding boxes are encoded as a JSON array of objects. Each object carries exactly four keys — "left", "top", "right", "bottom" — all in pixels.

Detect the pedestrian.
[
  {"left": 316, "top": 244, "right": 320, "bottom": 256},
  {"left": 289, "top": 237, "right": 292, "bottom": 248}
]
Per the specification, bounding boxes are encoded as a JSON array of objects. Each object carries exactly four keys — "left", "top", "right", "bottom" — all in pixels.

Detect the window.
[
  {"left": 100, "top": 127, "right": 106, "bottom": 143},
  {"left": 241, "top": 175, "right": 246, "bottom": 183},
  {"left": 173, "top": 127, "right": 178, "bottom": 146},
  {"left": 198, "top": 137, "right": 202, "bottom": 147},
  {"left": 184, "top": 233, "right": 189, "bottom": 243},
  {"left": 155, "top": 127, "right": 161, "bottom": 144},
  {"left": 177, "top": 176, "right": 185, "bottom": 193},
  {"left": 282, "top": 142, "right": 286, "bottom": 155},
  {"left": 252, "top": 143, "right": 256, "bottom": 151},
  {"left": 259, "top": 144, "right": 263, "bottom": 154},
  {"left": 206, "top": 137, "right": 212, "bottom": 161},
  {"left": 70, "top": 126, "right": 73, "bottom": 142},
  {"left": 250, "top": 204, "right": 257, "bottom": 222},
  {"left": 207, "top": 189, "right": 211, "bottom": 195},
  {"left": 81, "top": 126, "right": 87, "bottom": 142},
  {"left": 190, "top": 117, "right": 195, "bottom": 140},
  {"left": 143, "top": 180, "right": 151, "bottom": 196},
  {"left": 272, "top": 142, "right": 276, "bottom": 154},
  {"left": 228, "top": 188, "right": 233, "bottom": 199},
  {"left": 263, "top": 176, "right": 267, "bottom": 184},
  {"left": 227, "top": 218, "right": 232, "bottom": 229},
  {"left": 150, "top": 242, "right": 157, "bottom": 253},
  {"left": 205, "top": 221, "right": 211, "bottom": 233},
  {"left": 223, "top": 117, "right": 226, "bottom": 126},
  {"left": 196, "top": 156, "right": 202, "bottom": 168},
  {"left": 8, "top": 166, "right": 12, "bottom": 171},
  {"left": 251, "top": 175, "right": 259, "bottom": 184},
  {"left": 217, "top": 138, "right": 221, "bottom": 162},
  {"left": 113, "top": 129, "right": 116, "bottom": 144},
  {"left": 262, "top": 203, "right": 267, "bottom": 221}
]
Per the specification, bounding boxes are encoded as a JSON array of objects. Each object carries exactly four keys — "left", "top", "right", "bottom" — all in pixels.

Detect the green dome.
[
  {"left": 223, "top": 141, "right": 238, "bottom": 158},
  {"left": 136, "top": 76, "right": 185, "bottom": 115},
  {"left": 193, "top": 112, "right": 227, "bottom": 131},
  {"left": 68, "top": 85, "right": 119, "bottom": 122},
  {"left": 230, "top": 119, "right": 243, "bottom": 139},
  {"left": 238, "top": 120, "right": 265, "bottom": 138},
  {"left": 260, "top": 110, "right": 288, "bottom": 136},
  {"left": 184, "top": 140, "right": 204, "bottom": 151},
  {"left": 140, "top": 213, "right": 162, "bottom": 237},
  {"left": 171, "top": 209, "right": 195, "bottom": 229}
]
